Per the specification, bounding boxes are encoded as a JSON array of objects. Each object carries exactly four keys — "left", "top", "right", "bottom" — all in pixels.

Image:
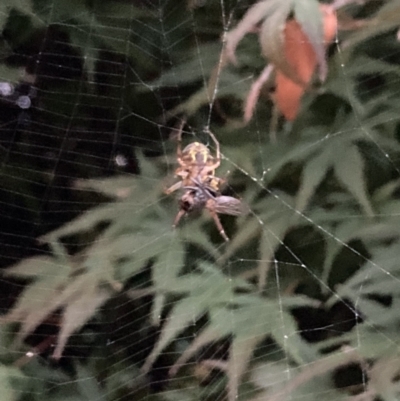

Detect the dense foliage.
[{"left": 1, "top": 0, "right": 400, "bottom": 400}]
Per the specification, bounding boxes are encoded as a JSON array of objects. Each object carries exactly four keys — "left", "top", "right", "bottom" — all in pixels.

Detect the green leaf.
[
  {"left": 225, "top": 0, "right": 285, "bottom": 64},
  {"left": 165, "top": 69, "right": 253, "bottom": 118},
  {"left": 0, "top": 364, "right": 24, "bottom": 401},
  {"left": 321, "top": 238, "right": 344, "bottom": 289},
  {"left": 344, "top": 1, "right": 400, "bottom": 50},
  {"left": 141, "top": 296, "right": 206, "bottom": 374},
  {"left": 151, "top": 236, "right": 185, "bottom": 288},
  {"left": 150, "top": 293, "right": 165, "bottom": 327},
  {"left": 0, "top": 65, "right": 22, "bottom": 83},
  {"left": 296, "top": 150, "right": 330, "bottom": 213},
  {"left": 151, "top": 241, "right": 184, "bottom": 325},
  {"left": 373, "top": 179, "right": 400, "bottom": 203},
  {"left": 4, "top": 256, "right": 65, "bottom": 278},
  {"left": 271, "top": 309, "right": 318, "bottom": 365},
  {"left": 1, "top": 0, "right": 38, "bottom": 26},
  {"left": 40, "top": 204, "right": 118, "bottom": 242},
  {"left": 257, "top": 211, "right": 292, "bottom": 290},
  {"left": 250, "top": 352, "right": 356, "bottom": 401},
  {"left": 169, "top": 313, "right": 232, "bottom": 377},
  {"left": 41, "top": 0, "right": 88, "bottom": 23},
  {"left": 179, "top": 221, "right": 222, "bottom": 260},
  {"left": 75, "top": 364, "right": 105, "bottom": 401},
  {"left": 328, "top": 242, "right": 400, "bottom": 311},
  {"left": 5, "top": 271, "right": 70, "bottom": 344},
  {"left": 53, "top": 286, "right": 110, "bottom": 359},
  {"left": 92, "top": 0, "right": 153, "bottom": 19},
  {"left": 149, "top": 42, "right": 221, "bottom": 88},
  {"left": 220, "top": 216, "right": 260, "bottom": 264},
  {"left": 0, "top": 9, "right": 9, "bottom": 33},
  {"left": 143, "top": 263, "right": 250, "bottom": 374},
  {"left": 74, "top": 176, "right": 139, "bottom": 197},
  {"left": 259, "top": 0, "right": 296, "bottom": 82},
  {"left": 228, "top": 335, "right": 263, "bottom": 401},
  {"left": 333, "top": 144, "right": 374, "bottom": 216},
  {"left": 250, "top": 361, "right": 290, "bottom": 393},
  {"left": 370, "top": 355, "right": 400, "bottom": 401}
]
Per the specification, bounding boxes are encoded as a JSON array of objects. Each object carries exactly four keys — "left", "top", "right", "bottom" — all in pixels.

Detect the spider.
[
  {"left": 165, "top": 122, "right": 242, "bottom": 241},
  {"left": 164, "top": 120, "right": 224, "bottom": 196}
]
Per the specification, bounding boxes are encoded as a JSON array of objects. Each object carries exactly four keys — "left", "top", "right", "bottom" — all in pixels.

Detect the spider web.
[{"left": 1, "top": 1, "right": 400, "bottom": 401}]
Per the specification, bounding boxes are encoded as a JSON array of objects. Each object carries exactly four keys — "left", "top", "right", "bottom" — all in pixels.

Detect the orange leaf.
[
  {"left": 275, "top": 73, "right": 304, "bottom": 122},
  {"left": 275, "top": 5, "right": 337, "bottom": 121},
  {"left": 322, "top": 4, "right": 338, "bottom": 44}
]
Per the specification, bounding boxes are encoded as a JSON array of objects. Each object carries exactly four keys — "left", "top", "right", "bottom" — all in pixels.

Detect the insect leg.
[
  {"left": 208, "top": 208, "right": 229, "bottom": 242},
  {"left": 165, "top": 180, "right": 183, "bottom": 195},
  {"left": 172, "top": 209, "right": 186, "bottom": 228}
]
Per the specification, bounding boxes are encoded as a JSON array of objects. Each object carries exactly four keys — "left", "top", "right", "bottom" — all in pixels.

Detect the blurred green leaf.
[
  {"left": 259, "top": 0, "right": 294, "bottom": 81},
  {"left": 333, "top": 143, "right": 373, "bottom": 216},
  {"left": 344, "top": 1, "right": 400, "bottom": 49},
  {"left": 149, "top": 42, "right": 222, "bottom": 88},
  {"left": 53, "top": 285, "right": 109, "bottom": 359},
  {"left": 0, "top": 364, "right": 24, "bottom": 401},
  {"left": 296, "top": 150, "right": 330, "bottom": 213}
]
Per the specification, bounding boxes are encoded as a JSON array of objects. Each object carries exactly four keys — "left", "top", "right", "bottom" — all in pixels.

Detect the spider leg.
[
  {"left": 202, "top": 128, "right": 221, "bottom": 174},
  {"left": 208, "top": 206, "right": 229, "bottom": 242},
  {"left": 176, "top": 121, "right": 193, "bottom": 169},
  {"left": 201, "top": 162, "right": 220, "bottom": 174},
  {"left": 175, "top": 119, "right": 186, "bottom": 159},
  {"left": 205, "top": 128, "right": 220, "bottom": 161},
  {"left": 165, "top": 180, "right": 183, "bottom": 195}
]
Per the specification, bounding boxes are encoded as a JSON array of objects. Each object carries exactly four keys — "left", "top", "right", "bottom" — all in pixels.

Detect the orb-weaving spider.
[{"left": 165, "top": 122, "right": 242, "bottom": 241}]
